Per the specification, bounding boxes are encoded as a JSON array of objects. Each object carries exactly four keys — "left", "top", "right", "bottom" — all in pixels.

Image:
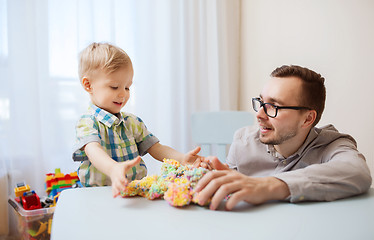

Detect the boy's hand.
[
  {"left": 182, "top": 146, "right": 203, "bottom": 165},
  {"left": 110, "top": 156, "right": 142, "bottom": 198},
  {"left": 192, "top": 157, "right": 213, "bottom": 170},
  {"left": 193, "top": 156, "right": 228, "bottom": 170}
]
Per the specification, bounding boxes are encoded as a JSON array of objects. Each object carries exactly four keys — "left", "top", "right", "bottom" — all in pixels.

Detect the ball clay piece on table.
[{"left": 121, "top": 159, "right": 210, "bottom": 207}]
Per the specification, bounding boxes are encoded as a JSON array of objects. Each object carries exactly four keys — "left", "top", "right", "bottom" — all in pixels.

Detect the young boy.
[{"left": 73, "top": 42, "right": 202, "bottom": 197}]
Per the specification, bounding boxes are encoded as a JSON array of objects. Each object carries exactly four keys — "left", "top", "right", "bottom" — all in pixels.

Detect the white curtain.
[{"left": 0, "top": 0, "right": 240, "bottom": 235}]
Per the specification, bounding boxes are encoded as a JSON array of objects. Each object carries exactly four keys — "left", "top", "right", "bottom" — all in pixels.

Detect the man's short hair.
[
  {"left": 271, "top": 65, "right": 326, "bottom": 126},
  {"left": 78, "top": 42, "right": 132, "bottom": 81}
]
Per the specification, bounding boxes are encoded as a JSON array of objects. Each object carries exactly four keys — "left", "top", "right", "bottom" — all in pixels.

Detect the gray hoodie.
[{"left": 227, "top": 124, "right": 372, "bottom": 202}]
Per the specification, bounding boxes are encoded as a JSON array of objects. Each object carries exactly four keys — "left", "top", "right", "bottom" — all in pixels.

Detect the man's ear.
[
  {"left": 82, "top": 77, "right": 92, "bottom": 93},
  {"left": 302, "top": 110, "right": 317, "bottom": 128}
]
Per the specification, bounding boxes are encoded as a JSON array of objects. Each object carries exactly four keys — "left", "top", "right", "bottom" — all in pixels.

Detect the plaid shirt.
[{"left": 73, "top": 103, "right": 159, "bottom": 187}]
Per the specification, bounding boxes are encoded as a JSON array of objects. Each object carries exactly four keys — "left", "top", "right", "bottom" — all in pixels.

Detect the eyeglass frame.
[{"left": 252, "top": 97, "right": 312, "bottom": 118}]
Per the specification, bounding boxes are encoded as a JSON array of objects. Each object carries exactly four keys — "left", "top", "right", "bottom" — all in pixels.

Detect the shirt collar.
[
  {"left": 266, "top": 145, "right": 284, "bottom": 159},
  {"left": 88, "top": 103, "right": 124, "bottom": 128}
]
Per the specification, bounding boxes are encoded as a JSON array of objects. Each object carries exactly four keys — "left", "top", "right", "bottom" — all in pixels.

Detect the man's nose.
[{"left": 256, "top": 105, "right": 268, "bottom": 119}]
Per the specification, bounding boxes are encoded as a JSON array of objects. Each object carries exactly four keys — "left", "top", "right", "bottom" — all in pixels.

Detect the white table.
[{"left": 51, "top": 187, "right": 374, "bottom": 240}]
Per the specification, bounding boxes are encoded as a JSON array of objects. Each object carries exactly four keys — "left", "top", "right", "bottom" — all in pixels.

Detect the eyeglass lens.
[{"left": 252, "top": 99, "right": 277, "bottom": 117}]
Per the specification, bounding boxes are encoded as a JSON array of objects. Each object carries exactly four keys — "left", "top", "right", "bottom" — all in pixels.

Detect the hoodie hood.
[{"left": 294, "top": 124, "right": 357, "bottom": 158}]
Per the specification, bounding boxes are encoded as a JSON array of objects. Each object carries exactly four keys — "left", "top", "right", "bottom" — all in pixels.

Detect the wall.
[{"left": 240, "top": 0, "right": 374, "bottom": 183}]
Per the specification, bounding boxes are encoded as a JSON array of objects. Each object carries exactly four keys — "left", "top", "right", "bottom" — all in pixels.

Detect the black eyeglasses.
[{"left": 252, "top": 97, "right": 311, "bottom": 118}]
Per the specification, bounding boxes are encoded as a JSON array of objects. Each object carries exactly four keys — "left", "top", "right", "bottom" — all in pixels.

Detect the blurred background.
[{"left": 1, "top": 0, "right": 373, "bottom": 238}]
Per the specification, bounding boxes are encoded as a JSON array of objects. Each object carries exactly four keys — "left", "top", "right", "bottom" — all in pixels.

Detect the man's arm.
[{"left": 274, "top": 140, "right": 372, "bottom": 202}]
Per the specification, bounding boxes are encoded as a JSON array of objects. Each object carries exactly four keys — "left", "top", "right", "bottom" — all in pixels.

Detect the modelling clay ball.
[
  {"left": 183, "top": 167, "right": 209, "bottom": 188},
  {"left": 164, "top": 178, "right": 191, "bottom": 206},
  {"left": 147, "top": 177, "right": 169, "bottom": 200},
  {"left": 122, "top": 175, "right": 158, "bottom": 198},
  {"left": 160, "top": 159, "right": 180, "bottom": 176},
  {"left": 121, "top": 159, "right": 210, "bottom": 207}
]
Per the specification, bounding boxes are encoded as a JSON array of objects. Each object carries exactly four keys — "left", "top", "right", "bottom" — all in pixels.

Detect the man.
[{"left": 195, "top": 65, "right": 372, "bottom": 210}]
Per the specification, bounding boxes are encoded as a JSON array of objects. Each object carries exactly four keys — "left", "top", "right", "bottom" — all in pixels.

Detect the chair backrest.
[{"left": 191, "top": 111, "right": 254, "bottom": 163}]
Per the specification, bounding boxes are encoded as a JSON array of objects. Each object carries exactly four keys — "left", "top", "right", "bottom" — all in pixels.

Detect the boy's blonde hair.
[{"left": 78, "top": 42, "right": 132, "bottom": 80}]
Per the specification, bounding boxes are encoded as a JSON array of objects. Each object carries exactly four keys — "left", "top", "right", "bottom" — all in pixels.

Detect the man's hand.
[
  {"left": 110, "top": 156, "right": 142, "bottom": 198},
  {"left": 195, "top": 163, "right": 290, "bottom": 210}
]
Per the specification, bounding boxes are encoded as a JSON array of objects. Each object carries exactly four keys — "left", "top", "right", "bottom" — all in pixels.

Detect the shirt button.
[
  {"left": 299, "top": 196, "right": 305, "bottom": 201},
  {"left": 282, "top": 160, "right": 287, "bottom": 165}
]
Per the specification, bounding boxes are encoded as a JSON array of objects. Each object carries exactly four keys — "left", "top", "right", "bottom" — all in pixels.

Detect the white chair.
[{"left": 191, "top": 111, "right": 254, "bottom": 163}]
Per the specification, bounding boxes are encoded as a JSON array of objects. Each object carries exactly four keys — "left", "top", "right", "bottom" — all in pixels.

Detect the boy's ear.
[{"left": 82, "top": 77, "right": 92, "bottom": 93}]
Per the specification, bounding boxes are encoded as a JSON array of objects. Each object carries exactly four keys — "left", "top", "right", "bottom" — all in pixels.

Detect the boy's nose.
[{"left": 118, "top": 88, "right": 126, "bottom": 98}]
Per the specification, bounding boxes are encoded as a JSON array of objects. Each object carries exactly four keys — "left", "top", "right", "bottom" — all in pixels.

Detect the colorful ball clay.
[
  {"left": 164, "top": 178, "right": 192, "bottom": 207},
  {"left": 121, "top": 159, "right": 210, "bottom": 207}
]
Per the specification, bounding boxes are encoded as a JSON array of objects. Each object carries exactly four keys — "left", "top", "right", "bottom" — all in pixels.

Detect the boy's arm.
[
  {"left": 84, "top": 142, "right": 119, "bottom": 177},
  {"left": 84, "top": 142, "right": 141, "bottom": 197},
  {"left": 147, "top": 143, "right": 202, "bottom": 165}
]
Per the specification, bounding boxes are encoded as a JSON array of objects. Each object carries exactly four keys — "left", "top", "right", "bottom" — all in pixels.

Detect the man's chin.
[
  {"left": 259, "top": 135, "right": 279, "bottom": 145},
  {"left": 259, "top": 135, "right": 270, "bottom": 144}
]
